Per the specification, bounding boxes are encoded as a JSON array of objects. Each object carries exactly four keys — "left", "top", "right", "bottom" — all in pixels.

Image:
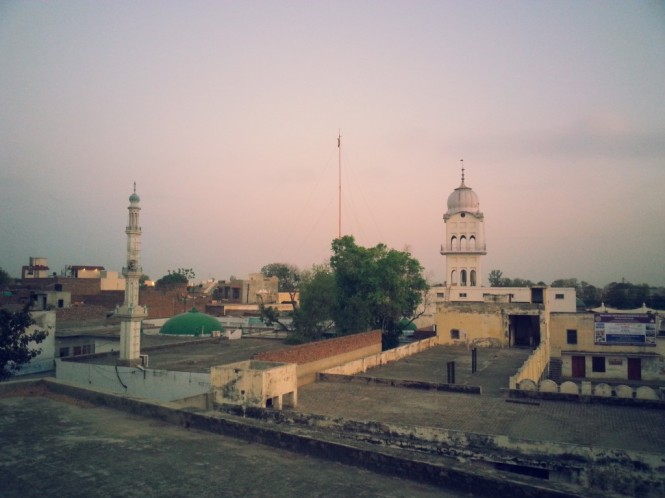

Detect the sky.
[{"left": 1, "top": 1, "right": 664, "bottom": 287}]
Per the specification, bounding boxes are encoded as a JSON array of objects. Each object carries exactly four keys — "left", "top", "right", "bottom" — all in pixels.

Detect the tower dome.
[
  {"left": 129, "top": 182, "right": 140, "bottom": 204},
  {"left": 445, "top": 168, "right": 480, "bottom": 217},
  {"left": 160, "top": 308, "right": 224, "bottom": 336}
]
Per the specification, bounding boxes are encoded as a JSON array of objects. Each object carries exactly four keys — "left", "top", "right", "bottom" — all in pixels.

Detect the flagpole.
[{"left": 338, "top": 130, "right": 342, "bottom": 239}]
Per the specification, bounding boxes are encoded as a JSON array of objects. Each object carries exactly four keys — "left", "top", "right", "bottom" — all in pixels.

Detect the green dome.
[
  {"left": 129, "top": 192, "right": 140, "bottom": 203},
  {"left": 160, "top": 308, "right": 223, "bottom": 336}
]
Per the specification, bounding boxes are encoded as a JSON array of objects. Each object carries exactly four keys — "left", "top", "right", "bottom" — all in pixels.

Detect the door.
[
  {"left": 571, "top": 356, "right": 586, "bottom": 378},
  {"left": 628, "top": 358, "right": 641, "bottom": 381}
]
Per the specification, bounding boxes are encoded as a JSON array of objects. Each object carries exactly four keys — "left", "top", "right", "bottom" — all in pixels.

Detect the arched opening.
[
  {"left": 469, "top": 236, "right": 476, "bottom": 250},
  {"left": 451, "top": 236, "right": 458, "bottom": 251},
  {"left": 461, "top": 270, "right": 467, "bottom": 286},
  {"left": 470, "top": 270, "right": 477, "bottom": 287},
  {"left": 451, "top": 270, "right": 458, "bottom": 286},
  {"left": 460, "top": 236, "right": 467, "bottom": 251}
]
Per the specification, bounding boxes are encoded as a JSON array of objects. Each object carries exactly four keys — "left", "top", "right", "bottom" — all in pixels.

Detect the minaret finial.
[
  {"left": 460, "top": 159, "right": 465, "bottom": 185},
  {"left": 133, "top": 181, "right": 136, "bottom": 193}
]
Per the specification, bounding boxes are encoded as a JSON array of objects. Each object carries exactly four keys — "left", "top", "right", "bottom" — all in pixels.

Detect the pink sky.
[{"left": 1, "top": 1, "right": 664, "bottom": 286}]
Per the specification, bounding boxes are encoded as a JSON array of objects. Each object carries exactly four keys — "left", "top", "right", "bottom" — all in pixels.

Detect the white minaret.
[
  {"left": 440, "top": 164, "right": 486, "bottom": 287},
  {"left": 117, "top": 183, "right": 147, "bottom": 365}
]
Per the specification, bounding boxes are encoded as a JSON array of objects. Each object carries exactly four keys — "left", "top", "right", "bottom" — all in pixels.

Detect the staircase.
[{"left": 548, "top": 358, "right": 562, "bottom": 383}]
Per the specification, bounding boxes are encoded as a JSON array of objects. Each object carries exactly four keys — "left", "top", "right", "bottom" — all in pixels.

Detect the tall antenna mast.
[{"left": 338, "top": 130, "right": 342, "bottom": 238}]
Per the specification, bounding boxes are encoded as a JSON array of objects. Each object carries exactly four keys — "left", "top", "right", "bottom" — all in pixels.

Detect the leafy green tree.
[
  {"left": 603, "top": 281, "right": 650, "bottom": 309},
  {"left": 488, "top": 269, "right": 504, "bottom": 287},
  {"left": 330, "top": 236, "right": 429, "bottom": 335},
  {"left": 291, "top": 265, "right": 336, "bottom": 342},
  {"left": 488, "top": 270, "right": 533, "bottom": 287},
  {"left": 139, "top": 274, "right": 150, "bottom": 286},
  {"left": 0, "top": 305, "right": 48, "bottom": 381},
  {"left": 260, "top": 263, "right": 301, "bottom": 308},
  {"left": 156, "top": 268, "right": 195, "bottom": 288}
]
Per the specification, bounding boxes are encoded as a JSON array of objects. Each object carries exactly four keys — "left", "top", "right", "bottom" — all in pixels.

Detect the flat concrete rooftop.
[
  {"left": 70, "top": 337, "right": 289, "bottom": 372},
  {"left": 297, "top": 345, "right": 665, "bottom": 454},
  {"left": 0, "top": 393, "right": 455, "bottom": 498}
]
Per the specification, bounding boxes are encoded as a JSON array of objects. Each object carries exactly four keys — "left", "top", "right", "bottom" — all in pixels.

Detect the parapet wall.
[
  {"left": 253, "top": 331, "right": 383, "bottom": 386},
  {"left": 512, "top": 379, "right": 665, "bottom": 407},
  {"left": 254, "top": 330, "right": 382, "bottom": 364},
  {"left": 321, "top": 336, "right": 438, "bottom": 376}
]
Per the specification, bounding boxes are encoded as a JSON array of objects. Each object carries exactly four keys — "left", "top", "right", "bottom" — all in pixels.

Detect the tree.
[
  {"left": 139, "top": 274, "right": 150, "bottom": 286},
  {"left": 260, "top": 263, "right": 301, "bottom": 308},
  {"left": 0, "top": 305, "right": 48, "bottom": 381},
  {"left": 603, "top": 281, "right": 649, "bottom": 309},
  {"left": 330, "top": 236, "right": 429, "bottom": 335},
  {"left": 488, "top": 269, "right": 504, "bottom": 287},
  {"left": 156, "top": 268, "right": 195, "bottom": 288},
  {"left": 488, "top": 270, "right": 533, "bottom": 287},
  {"left": 0, "top": 267, "right": 11, "bottom": 289},
  {"left": 291, "top": 265, "right": 336, "bottom": 342}
]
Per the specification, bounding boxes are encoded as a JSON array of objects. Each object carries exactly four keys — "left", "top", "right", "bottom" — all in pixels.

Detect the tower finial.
[
  {"left": 133, "top": 181, "right": 136, "bottom": 193},
  {"left": 460, "top": 159, "right": 465, "bottom": 185}
]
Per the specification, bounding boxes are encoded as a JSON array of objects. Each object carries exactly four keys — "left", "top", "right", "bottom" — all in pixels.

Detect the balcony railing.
[{"left": 440, "top": 244, "right": 487, "bottom": 254}]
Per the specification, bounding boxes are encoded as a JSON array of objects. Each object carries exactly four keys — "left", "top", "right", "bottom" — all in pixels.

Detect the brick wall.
[
  {"left": 254, "top": 331, "right": 382, "bottom": 365},
  {"left": 139, "top": 286, "right": 210, "bottom": 319},
  {"left": 20, "top": 277, "right": 102, "bottom": 300}
]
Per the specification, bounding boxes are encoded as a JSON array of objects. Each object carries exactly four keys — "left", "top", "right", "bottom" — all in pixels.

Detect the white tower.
[
  {"left": 117, "top": 184, "right": 147, "bottom": 365},
  {"left": 441, "top": 166, "right": 486, "bottom": 287}
]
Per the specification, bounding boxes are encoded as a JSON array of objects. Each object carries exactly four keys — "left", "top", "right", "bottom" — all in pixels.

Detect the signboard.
[{"left": 594, "top": 314, "right": 656, "bottom": 346}]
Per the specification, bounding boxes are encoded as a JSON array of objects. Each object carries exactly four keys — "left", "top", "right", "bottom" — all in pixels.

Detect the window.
[
  {"left": 450, "top": 329, "right": 460, "bottom": 340},
  {"left": 59, "top": 347, "right": 69, "bottom": 357},
  {"left": 460, "top": 270, "right": 467, "bottom": 286},
  {"left": 555, "top": 293, "right": 565, "bottom": 300},
  {"left": 72, "top": 345, "right": 93, "bottom": 356},
  {"left": 232, "top": 288, "right": 241, "bottom": 299},
  {"left": 459, "top": 293, "right": 467, "bottom": 298},
  {"left": 566, "top": 330, "right": 577, "bottom": 344},
  {"left": 436, "top": 292, "right": 444, "bottom": 298},
  {"left": 470, "top": 270, "right": 476, "bottom": 287},
  {"left": 592, "top": 356, "right": 606, "bottom": 373}
]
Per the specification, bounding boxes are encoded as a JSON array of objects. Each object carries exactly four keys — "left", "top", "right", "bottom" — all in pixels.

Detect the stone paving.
[{"left": 297, "top": 346, "right": 665, "bottom": 454}]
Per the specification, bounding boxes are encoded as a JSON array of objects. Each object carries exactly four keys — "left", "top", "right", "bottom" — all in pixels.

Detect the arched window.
[
  {"left": 461, "top": 270, "right": 467, "bottom": 286},
  {"left": 470, "top": 270, "right": 476, "bottom": 287},
  {"left": 451, "top": 236, "right": 458, "bottom": 251},
  {"left": 451, "top": 270, "right": 457, "bottom": 285},
  {"left": 469, "top": 236, "right": 476, "bottom": 251},
  {"left": 460, "top": 236, "right": 467, "bottom": 251}
]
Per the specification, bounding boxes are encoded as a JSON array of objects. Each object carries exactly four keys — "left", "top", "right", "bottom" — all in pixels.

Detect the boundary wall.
[
  {"left": 511, "top": 379, "right": 665, "bottom": 408},
  {"left": 55, "top": 359, "right": 210, "bottom": 402}
]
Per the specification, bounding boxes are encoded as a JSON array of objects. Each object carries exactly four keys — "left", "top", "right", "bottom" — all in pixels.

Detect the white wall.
[{"left": 56, "top": 360, "right": 211, "bottom": 402}]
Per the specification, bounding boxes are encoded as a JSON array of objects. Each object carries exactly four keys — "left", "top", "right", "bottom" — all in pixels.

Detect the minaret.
[
  {"left": 117, "top": 184, "right": 147, "bottom": 365},
  {"left": 441, "top": 163, "right": 487, "bottom": 287}
]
